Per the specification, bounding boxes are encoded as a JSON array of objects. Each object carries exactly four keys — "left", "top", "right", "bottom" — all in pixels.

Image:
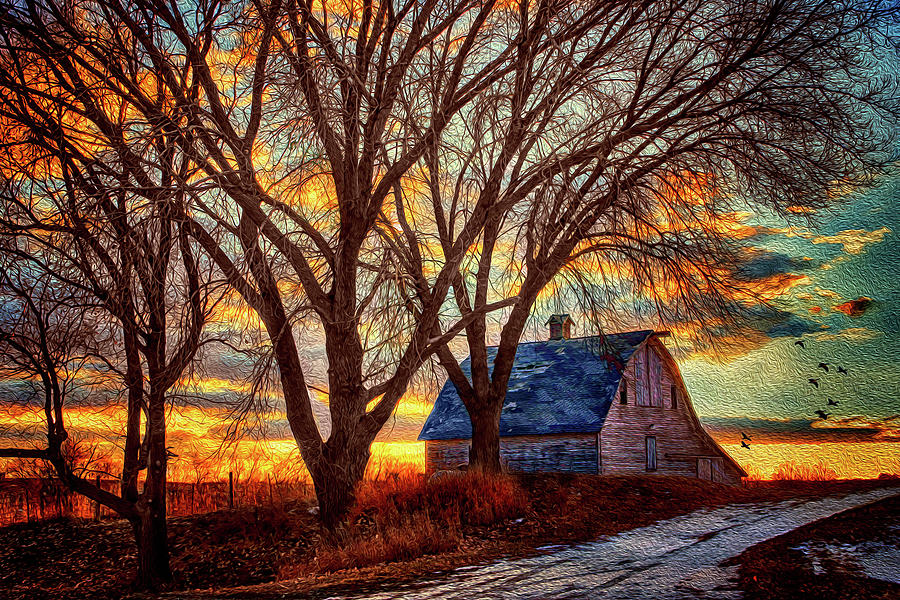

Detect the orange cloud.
[
  {"left": 811, "top": 415, "right": 900, "bottom": 441},
  {"left": 833, "top": 297, "right": 875, "bottom": 317},
  {"left": 786, "top": 205, "right": 817, "bottom": 215}
]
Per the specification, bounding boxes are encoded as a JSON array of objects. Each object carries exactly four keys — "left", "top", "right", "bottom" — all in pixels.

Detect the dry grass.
[
  {"left": 283, "top": 471, "right": 527, "bottom": 577},
  {"left": 0, "top": 477, "right": 315, "bottom": 526},
  {"left": 771, "top": 460, "right": 838, "bottom": 482}
]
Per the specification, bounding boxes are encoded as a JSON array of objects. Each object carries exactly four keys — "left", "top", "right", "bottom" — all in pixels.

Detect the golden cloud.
[
  {"left": 786, "top": 205, "right": 817, "bottom": 215},
  {"left": 811, "top": 226, "right": 891, "bottom": 255},
  {"left": 812, "top": 326, "right": 882, "bottom": 342},
  {"left": 811, "top": 415, "right": 900, "bottom": 440},
  {"left": 814, "top": 287, "right": 843, "bottom": 299}
]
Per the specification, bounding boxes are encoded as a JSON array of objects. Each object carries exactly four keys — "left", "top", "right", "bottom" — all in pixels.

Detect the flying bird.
[
  {"left": 827, "top": 399, "right": 839, "bottom": 406},
  {"left": 794, "top": 340, "right": 805, "bottom": 348},
  {"left": 837, "top": 366, "right": 848, "bottom": 374},
  {"left": 815, "top": 410, "right": 830, "bottom": 420},
  {"left": 741, "top": 441, "right": 751, "bottom": 449},
  {"left": 808, "top": 378, "right": 819, "bottom": 388},
  {"left": 741, "top": 432, "right": 752, "bottom": 441},
  {"left": 818, "top": 362, "right": 829, "bottom": 372}
]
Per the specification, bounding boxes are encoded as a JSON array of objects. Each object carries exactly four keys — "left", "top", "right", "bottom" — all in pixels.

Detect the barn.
[{"left": 419, "top": 316, "right": 746, "bottom": 484}]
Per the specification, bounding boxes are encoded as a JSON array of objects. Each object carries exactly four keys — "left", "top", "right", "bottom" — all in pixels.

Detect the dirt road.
[{"left": 321, "top": 487, "right": 899, "bottom": 600}]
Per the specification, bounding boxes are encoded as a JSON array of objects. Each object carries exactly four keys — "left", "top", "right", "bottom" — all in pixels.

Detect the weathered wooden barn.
[{"left": 419, "top": 317, "right": 746, "bottom": 484}]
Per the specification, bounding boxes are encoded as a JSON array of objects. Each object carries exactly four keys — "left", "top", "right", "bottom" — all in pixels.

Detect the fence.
[{"left": 0, "top": 474, "right": 314, "bottom": 526}]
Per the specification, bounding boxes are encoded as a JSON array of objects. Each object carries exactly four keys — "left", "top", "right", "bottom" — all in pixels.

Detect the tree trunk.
[
  {"left": 467, "top": 400, "right": 503, "bottom": 473},
  {"left": 308, "top": 441, "right": 370, "bottom": 528},
  {"left": 131, "top": 387, "right": 172, "bottom": 589},
  {"left": 130, "top": 505, "right": 171, "bottom": 590}
]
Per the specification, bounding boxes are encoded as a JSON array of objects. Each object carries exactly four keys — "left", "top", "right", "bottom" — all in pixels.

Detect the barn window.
[
  {"left": 620, "top": 380, "right": 628, "bottom": 405},
  {"left": 671, "top": 385, "right": 678, "bottom": 409},
  {"left": 645, "top": 436, "right": 657, "bottom": 471}
]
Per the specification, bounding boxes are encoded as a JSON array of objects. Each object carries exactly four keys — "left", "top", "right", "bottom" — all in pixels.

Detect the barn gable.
[
  {"left": 602, "top": 335, "right": 748, "bottom": 480},
  {"left": 419, "top": 330, "right": 653, "bottom": 440}
]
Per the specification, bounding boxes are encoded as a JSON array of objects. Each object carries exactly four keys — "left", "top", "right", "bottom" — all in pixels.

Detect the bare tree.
[
  {"left": 0, "top": 0, "right": 551, "bottom": 525},
  {"left": 387, "top": 0, "right": 900, "bottom": 471},
  {"left": 0, "top": 22, "right": 217, "bottom": 583}
]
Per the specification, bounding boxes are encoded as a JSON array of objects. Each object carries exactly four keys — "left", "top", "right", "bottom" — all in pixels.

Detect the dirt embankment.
[{"left": 0, "top": 474, "right": 896, "bottom": 600}]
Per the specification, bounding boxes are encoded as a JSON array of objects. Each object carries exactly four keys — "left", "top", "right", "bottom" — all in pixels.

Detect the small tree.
[{"left": 0, "top": 35, "right": 217, "bottom": 583}]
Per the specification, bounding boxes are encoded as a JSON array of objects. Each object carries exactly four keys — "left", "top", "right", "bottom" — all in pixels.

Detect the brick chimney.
[{"left": 546, "top": 314, "right": 574, "bottom": 340}]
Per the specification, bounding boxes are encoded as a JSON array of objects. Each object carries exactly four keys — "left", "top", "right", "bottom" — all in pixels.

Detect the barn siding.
[
  {"left": 426, "top": 433, "right": 599, "bottom": 474},
  {"left": 601, "top": 339, "right": 743, "bottom": 484}
]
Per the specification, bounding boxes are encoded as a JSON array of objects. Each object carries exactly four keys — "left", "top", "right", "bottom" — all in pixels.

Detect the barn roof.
[{"left": 419, "top": 330, "right": 654, "bottom": 440}]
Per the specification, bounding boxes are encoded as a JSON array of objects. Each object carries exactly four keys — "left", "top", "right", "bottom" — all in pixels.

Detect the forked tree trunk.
[{"left": 467, "top": 401, "right": 503, "bottom": 473}]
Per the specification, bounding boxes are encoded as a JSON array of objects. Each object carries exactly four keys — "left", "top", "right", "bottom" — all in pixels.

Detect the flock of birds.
[{"left": 739, "top": 338, "right": 848, "bottom": 450}]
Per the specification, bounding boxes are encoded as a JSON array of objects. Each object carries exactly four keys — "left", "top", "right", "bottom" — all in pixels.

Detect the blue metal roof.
[{"left": 419, "top": 330, "right": 654, "bottom": 440}]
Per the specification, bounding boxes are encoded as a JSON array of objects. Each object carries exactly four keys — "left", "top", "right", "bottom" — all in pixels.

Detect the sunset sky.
[
  {"left": 1, "top": 4, "right": 898, "bottom": 485},
  {"left": 1, "top": 163, "right": 897, "bottom": 481}
]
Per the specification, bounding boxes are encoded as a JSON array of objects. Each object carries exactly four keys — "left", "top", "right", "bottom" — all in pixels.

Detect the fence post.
[
  {"left": 228, "top": 471, "right": 234, "bottom": 509},
  {"left": 94, "top": 475, "right": 101, "bottom": 521}
]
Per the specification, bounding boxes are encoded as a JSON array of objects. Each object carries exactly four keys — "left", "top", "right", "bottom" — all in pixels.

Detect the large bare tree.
[
  {"left": 384, "top": 0, "right": 900, "bottom": 471},
  {"left": 0, "top": 0, "right": 522, "bottom": 526}
]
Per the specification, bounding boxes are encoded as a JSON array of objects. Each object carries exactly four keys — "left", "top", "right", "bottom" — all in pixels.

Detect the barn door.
[
  {"left": 697, "top": 458, "right": 712, "bottom": 480},
  {"left": 711, "top": 458, "right": 725, "bottom": 483},
  {"left": 645, "top": 436, "right": 657, "bottom": 471}
]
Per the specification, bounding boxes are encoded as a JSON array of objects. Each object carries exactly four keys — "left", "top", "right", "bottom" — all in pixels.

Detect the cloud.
[
  {"left": 735, "top": 250, "right": 816, "bottom": 281},
  {"left": 833, "top": 296, "right": 876, "bottom": 317},
  {"left": 814, "top": 287, "right": 842, "bottom": 299},
  {"left": 701, "top": 416, "right": 894, "bottom": 443},
  {"left": 812, "top": 327, "right": 882, "bottom": 342},
  {"left": 810, "top": 415, "right": 900, "bottom": 441},
  {"left": 762, "top": 311, "right": 826, "bottom": 338},
  {"left": 811, "top": 226, "right": 891, "bottom": 255},
  {"left": 786, "top": 205, "right": 817, "bottom": 215},
  {"left": 751, "top": 225, "right": 815, "bottom": 240}
]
